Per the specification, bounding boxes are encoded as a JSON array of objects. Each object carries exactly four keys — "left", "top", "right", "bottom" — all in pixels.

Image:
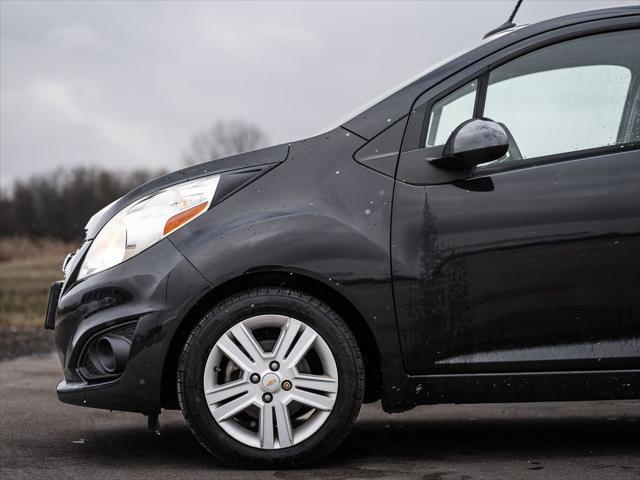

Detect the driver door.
[{"left": 392, "top": 28, "right": 640, "bottom": 375}]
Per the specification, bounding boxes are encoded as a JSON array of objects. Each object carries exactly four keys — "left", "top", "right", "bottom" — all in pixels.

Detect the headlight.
[{"left": 78, "top": 175, "right": 220, "bottom": 280}]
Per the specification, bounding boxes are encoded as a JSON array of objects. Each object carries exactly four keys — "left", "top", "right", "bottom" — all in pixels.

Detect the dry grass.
[
  {"left": 0, "top": 237, "right": 76, "bottom": 328},
  {"left": 0, "top": 236, "right": 74, "bottom": 262}
]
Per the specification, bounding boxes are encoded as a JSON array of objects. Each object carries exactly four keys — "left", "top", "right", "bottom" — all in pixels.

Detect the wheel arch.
[{"left": 161, "top": 270, "right": 383, "bottom": 409}]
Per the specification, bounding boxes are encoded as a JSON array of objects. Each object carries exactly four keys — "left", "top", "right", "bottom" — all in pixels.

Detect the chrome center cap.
[{"left": 262, "top": 372, "right": 281, "bottom": 392}]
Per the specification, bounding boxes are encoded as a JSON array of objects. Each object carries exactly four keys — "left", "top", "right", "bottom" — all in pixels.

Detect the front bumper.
[{"left": 51, "top": 238, "right": 210, "bottom": 414}]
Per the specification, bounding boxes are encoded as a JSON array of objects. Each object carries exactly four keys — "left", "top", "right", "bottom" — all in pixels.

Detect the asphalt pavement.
[{"left": 1, "top": 353, "right": 638, "bottom": 480}]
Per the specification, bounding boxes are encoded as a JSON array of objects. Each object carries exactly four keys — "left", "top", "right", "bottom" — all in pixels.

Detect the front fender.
[{"left": 170, "top": 130, "right": 409, "bottom": 410}]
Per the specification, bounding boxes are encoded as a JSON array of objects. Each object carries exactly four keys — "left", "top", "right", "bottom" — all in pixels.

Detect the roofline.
[{"left": 342, "top": 5, "right": 640, "bottom": 140}]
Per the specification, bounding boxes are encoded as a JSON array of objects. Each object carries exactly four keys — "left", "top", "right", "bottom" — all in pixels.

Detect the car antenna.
[{"left": 483, "top": 0, "right": 524, "bottom": 39}]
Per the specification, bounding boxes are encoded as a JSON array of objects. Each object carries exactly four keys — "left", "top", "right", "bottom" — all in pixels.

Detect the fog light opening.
[{"left": 95, "top": 335, "right": 131, "bottom": 374}]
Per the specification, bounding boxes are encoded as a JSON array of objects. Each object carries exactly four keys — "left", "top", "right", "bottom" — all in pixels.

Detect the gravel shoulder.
[
  {"left": 1, "top": 353, "right": 639, "bottom": 479},
  {"left": 0, "top": 329, "right": 55, "bottom": 361}
]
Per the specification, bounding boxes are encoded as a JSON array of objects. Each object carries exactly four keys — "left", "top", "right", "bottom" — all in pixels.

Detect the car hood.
[{"left": 83, "top": 143, "right": 289, "bottom": 240}]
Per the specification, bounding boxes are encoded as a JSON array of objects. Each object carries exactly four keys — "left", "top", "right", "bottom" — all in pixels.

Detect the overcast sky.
[{"left": 0, "top": 0, "right": 634, "bottom": 188}]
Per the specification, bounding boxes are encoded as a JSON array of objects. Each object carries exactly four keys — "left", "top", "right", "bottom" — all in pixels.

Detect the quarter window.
[{"left": 425, "top": 80, "right": 477, "bottom": 147}]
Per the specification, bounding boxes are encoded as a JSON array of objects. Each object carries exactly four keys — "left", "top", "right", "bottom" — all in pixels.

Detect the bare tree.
[
  {"left": 183, "top": 119, "right": 268, "bottom": 166},
  {"left": 0, "top": 167, "right": 160, "bottom": 241}
]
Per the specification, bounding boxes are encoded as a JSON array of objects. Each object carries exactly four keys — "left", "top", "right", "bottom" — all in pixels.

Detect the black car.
[{"left": 47, "top": 6, "right": 639, "bottom": 468}]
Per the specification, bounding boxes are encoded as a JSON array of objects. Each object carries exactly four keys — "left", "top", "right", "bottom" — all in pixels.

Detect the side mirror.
[{"left": 429, "top": 118, "right": 509, "bottom": 171}]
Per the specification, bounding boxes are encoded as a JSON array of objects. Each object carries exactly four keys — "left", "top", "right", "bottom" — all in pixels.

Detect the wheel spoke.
[
  {"left": 273, "top": 318, "right": 302, "bottom": 359},
  {"left": 274, "top": 401, "right": 293, "bottom": 448},
  {"left": 290, "top": 388, "right": 335, "bottom": 411},
  {"left": 211, "top": 392, "right": 253, "bottom": 422},
  {"left": 205, "top": 379, "right": 249, "bottom": 405},
  {"left": 293, "top": 373, "right": 338, "bottom": 394},
  {"left": 259, "top": 404, "right": 275, "bottom": 449},
  {"left": 284, "top": 327, "right": 317, "bottom": 368},
  {"left": 216, "top": 333, "right": 255, "bottom": 372},
  {"left": 230, "top": 323, "right": 265, "bottom": 364}
]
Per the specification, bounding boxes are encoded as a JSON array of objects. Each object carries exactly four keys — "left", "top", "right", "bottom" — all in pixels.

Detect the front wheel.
[{"left": 177, "top": 287, "right": 364, "bottom": 468}]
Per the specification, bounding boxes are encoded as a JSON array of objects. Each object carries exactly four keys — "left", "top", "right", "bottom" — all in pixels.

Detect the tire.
[{"left": 177, "top": 287, "right": 365, "bottom": 468}]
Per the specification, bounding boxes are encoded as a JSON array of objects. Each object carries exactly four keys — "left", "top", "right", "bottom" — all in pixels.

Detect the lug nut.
[
  {"left": 282, "top": 380, "right": 292, "bottom": 391},
  {"left": 269, "top": 361, "right": 280, "bottom": 371},
  {"left": 262, "top": 393, "right": 273, "bottom": 403},
  {"left": 250, "top": 373, "right": 260, "bottom": 384}
]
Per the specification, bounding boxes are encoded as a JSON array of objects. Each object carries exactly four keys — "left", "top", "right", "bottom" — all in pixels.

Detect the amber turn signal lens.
[{"left": 163, "top": 202, "right": 208, "bottom": 235}]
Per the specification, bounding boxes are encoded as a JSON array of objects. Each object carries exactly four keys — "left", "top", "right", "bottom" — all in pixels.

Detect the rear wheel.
[{"left": 177, "top": 287, "right": 364, "bottom": 468}]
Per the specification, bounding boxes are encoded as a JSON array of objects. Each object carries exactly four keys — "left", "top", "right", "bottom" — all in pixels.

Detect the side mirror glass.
[{"left": 430, "top": 118, "right": 509, "bottom": 171}]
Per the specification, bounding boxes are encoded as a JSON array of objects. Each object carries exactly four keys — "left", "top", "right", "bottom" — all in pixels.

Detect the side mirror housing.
[{"left": 430, "top": 118, "right": 509, "bottom": 171}]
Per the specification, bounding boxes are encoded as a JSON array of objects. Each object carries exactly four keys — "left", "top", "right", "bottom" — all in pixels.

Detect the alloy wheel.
[{"left": 203, "top": 314, "right": 339, "bottom": 449}]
